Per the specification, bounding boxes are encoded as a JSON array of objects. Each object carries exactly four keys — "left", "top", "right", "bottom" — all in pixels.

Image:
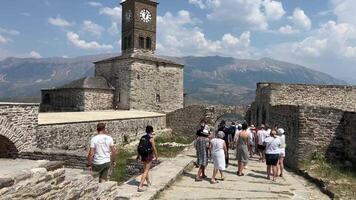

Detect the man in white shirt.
[
  {"left": 257, "top": 124, "right": 268, "bottom": 162},
  {"left": 87, "top": 123, "right": 117, "bottom": 182}
]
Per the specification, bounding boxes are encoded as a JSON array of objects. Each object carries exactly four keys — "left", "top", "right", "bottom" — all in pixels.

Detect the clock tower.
[
  {"left": 121, "top": 0, "right": 158, "bottom": 54},
  {"left": 94, "top": 0, "right": 184, "bottom": 113}
]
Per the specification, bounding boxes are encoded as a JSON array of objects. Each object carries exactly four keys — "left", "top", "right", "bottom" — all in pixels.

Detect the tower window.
[
  {"left": 156, "top": 94, "right": 161, "bottom": 103},
  {"left": 137, "top": 74, "right": 140, "bottom": 80},
  {"left": 139, "top": 37, "right": 145, "bottom": 48},
  {"left": 146, "top": 37, "right": 152, "bottom": 49},
  {"left": 43, "top": 93, "right": 50, "bottom": 104}
]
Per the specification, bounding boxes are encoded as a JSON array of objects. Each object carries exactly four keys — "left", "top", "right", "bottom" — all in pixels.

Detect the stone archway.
[
  {"left": 0, "top": 116, "right": 29, "bottom": 158},
  {"left": 205, "top": 105, "right": 248, "bottom": 132}
]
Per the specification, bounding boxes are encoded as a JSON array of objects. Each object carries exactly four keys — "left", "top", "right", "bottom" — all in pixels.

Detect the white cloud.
[
  {"left": 87, "top": 1, "right": 102, "bottom": 7},
  {"left": 157, "top": 10, "right": 251, "bottom": 57},
  {"left": 190, "top": 0, "right": 285, "bottom": 30},
  {"left": 21, "top": 12, "right": 31, "bottom": 17},
  {"left": 278, "top": 25, "right": 299, "bottom": 35},
  {"left": 0, "top": 35, "right": 8, "bottom": 44},
  {"left": 292, "top": 37, "right": 327, "bottom": 57},
  {"left": 291, "top": 8, "right": 311, "bottom": 30},
  {"left": 108, "top": 22, "right": 119, "bottom": 35},
  {"left": 66, "top": 32, "right": 113, "bottom": 50},
  {"left": 331, "top": 0, "right": 356, "bottom": 26},
  {"left": 262, "top": 0, "right": 286, "bottom": 21},
  {"left": 82, "top": 20, "right": 105, "bottom": 36},
  {"left": 48, "top": 16, "right": 73, "bottom": 27},
  {"left": 99, "top": 6, "right": 122, "bottom": 22},
  {"left": 188, "top": 0, "right": 220, "bottom": 9},
  {"left": 29, "top": 51, "right": 42, "bottom": 58},
  {"left": 0, "top": 27, "right": 20, "bottom": 36}
]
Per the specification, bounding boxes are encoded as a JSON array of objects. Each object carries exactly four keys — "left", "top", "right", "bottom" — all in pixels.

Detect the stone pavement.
[
  {"left": 38, "top": 110, "right": 165, "bottom": 125},
  {"left": 158, "top": 152, "right": 330, "bottom": 200}
]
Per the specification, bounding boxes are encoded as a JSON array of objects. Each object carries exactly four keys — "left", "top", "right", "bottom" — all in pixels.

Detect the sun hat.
[{"left": 202, "top": 129, "right": 209, "bottom": 136}]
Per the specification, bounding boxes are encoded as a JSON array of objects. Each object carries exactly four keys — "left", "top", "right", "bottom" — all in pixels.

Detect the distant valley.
[{"left": 0, "top": 54, "right": 346, "bottom": 105}]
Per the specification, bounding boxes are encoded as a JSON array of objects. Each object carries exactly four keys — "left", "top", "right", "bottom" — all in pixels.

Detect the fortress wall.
[
  {"left": 36, "top": 115, "right": 167, "bottom": 152},
  {"left": 267, "top": 105, "right": 300, "bottom": 168},
  {"left": 344, "top": 112, "right": 356, "bottom": 163},
  {"left": 256, "top": 82, "right": 356, "bottom": 112},
  {"left": 0, "top": 103, "right": 39, "bottom": 154},
  {"left": 267, "top": 105, "right": 353, "bottom": 169},
  {"left": 166, "top": 105, "right": 206, "bottom": 137}
]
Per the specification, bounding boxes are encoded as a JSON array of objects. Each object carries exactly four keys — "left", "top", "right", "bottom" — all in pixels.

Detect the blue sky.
[{"left": 0, "top": 0, "right": 356, "bottom": 81}]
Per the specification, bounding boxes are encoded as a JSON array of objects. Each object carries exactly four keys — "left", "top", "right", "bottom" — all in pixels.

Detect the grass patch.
[
  {"left": 304, "top": 152, "right": 356, "bottom": 199},
  {"left": 111, "top": 148, "right": 135, "bottom": 184},
  {"left": 155, "top": 135, "right": 194, "bottom": 158}
]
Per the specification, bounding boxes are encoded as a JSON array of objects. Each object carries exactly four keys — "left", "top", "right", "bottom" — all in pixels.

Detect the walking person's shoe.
[{"left": 137, "top": 187, "right": 146, "bottom": 192}]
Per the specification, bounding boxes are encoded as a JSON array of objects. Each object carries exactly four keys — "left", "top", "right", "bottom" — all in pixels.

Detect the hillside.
[{"left": 0, "top": 54, "right": 346, "bottom": 105}]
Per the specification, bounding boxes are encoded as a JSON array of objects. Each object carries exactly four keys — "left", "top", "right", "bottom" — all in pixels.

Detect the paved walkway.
[
  {"left": 38, "top": 110, "right": 165, "bottom": 125},
  {"left": 158, "top": 152, "right": 329, "bottom": 200}
]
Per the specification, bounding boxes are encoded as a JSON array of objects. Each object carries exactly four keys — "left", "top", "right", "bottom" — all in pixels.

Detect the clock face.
[
  {"left": 125, "top": 10, "right": 132, "bottom": 22},
  {"left": 139, "top": 9, "right": 152, "bottom": 23}
]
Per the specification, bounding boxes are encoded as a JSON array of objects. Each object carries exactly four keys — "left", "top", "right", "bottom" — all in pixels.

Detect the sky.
[{"left": 0, "top": 0, "right": 356, "bottom": 81}]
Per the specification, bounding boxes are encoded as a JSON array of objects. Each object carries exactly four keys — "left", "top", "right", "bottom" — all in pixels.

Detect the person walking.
[
  {"left": 195, "top": 129, "right": 210, "bottom": 181},
  {"left": 235, "top": 123, "right": 249, "bottom": 176},
  {"left": 218, "top": 120, "right": 230, "bottom": 167},
  {"left": 210, "top": 131, "right": 227, "bottom": 184},
  {"left": 264, "top": 130, "right": 281, "bottom": 181},
  {"left": 277, "top": 128, "right": 286, "bottom": 177},
  {"left": 257, "top": 124, "right": 268, "bottom": 162},
  {"left": 137, "top": 126, "right": 158, "bottom": 192},
  {"left": 87, "top": 123, "right": 117, "bottom": 183}
]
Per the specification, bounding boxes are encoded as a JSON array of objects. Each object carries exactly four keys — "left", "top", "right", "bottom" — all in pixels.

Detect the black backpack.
[{"left": 137, "top": 135, "right": 152, "bottom": 157}]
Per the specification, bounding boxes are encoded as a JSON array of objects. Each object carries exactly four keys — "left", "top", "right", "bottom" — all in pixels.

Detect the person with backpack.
[{"left": 137, "top": 125, "right": 158, "bottom": 192}]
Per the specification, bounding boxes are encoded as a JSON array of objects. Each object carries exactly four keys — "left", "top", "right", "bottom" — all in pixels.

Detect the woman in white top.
[
  {"left": 264, "top": 130, "right": 281, "bottom": 181},
  {"left": 210, "top": 131, "right": 227, "bottom": 184},
  {"left": 277, "top": 128, "right": 286, "bottom": 177}
]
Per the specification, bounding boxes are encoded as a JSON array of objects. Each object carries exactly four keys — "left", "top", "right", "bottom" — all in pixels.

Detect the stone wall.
[
  {"left": 166, "top": 105, "right": 248, "bottom": 138},
  {"left": 0, "top": 103, "right": 39, "bottom": 156},
  {"left": 95, "top": 59, "right": 132, "bottom": 110},
  {"left": 166, "top": 105, "right": 206, "bottom": 137},
  {"left": 344, "top": 112, "right": 356, "bottom": 163},
  {"left": 84, "top": 89, "right": 114, "bottom": 111},
  {"left": 41, "top": 88, "right": 114, "bottom": 112},
  {"left": 36, "top": 115, "right": 166, "bottom": 152},
  {"left": 130, "top": 59, "right": 184, "bottom": 113},
  {"left": 265, "top": 105, "right": 354, "bottom": 169},
  {"left": 95, "top": 54, "right": 184, "bottom": 113},
  {"left": 0, "top": 161, "right": 118, "bottom": 199},
  {"left": 257, "top": 82, "right": 356, "bottom": 111},
  {"left": 267, "top": 105, "right": 300, "bottom": 168}
]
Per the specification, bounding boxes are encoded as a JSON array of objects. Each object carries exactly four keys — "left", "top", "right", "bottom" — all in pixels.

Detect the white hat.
[
  {"left": 277, "top": 128, "right": 285, "bottom": 135},
  {"left": 202, "top": 129, "right": 209, "bottom": 136}
]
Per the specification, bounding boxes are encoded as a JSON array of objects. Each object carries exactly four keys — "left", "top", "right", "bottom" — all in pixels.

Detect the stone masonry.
[
  {"left": 95, "top": 52, "right": 184, "bottom": 113},
  {"left": 0, "top": 161, "right": 118, "bottom": 200},
  {"left": 249, "top": 82, "right": 356, "bottom": 170},
  {"left": 0, "top": 103, "right": 39, "bottom": 157}
]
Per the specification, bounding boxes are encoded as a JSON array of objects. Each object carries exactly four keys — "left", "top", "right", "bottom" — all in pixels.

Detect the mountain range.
[{"left": 0, "top": 54, "right": 346, "bottom": 105}]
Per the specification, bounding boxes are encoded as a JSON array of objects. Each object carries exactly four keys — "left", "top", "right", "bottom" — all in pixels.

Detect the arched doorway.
[
  {"left": 0, "top": 135, "right": 18, "bottom": 158},
  {"left": 214, "top": 113, "right": 245, "bottom": 131}
]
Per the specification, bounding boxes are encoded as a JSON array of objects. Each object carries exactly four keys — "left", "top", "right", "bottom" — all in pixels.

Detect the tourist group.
[{"left": 195, "top": 120, "right": 286, "bottom": 183}]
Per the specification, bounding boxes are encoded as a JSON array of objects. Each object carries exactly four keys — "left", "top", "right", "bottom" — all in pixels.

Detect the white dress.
[{"left": 211, "top": 138, "right": 226, "bottom": 170}]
